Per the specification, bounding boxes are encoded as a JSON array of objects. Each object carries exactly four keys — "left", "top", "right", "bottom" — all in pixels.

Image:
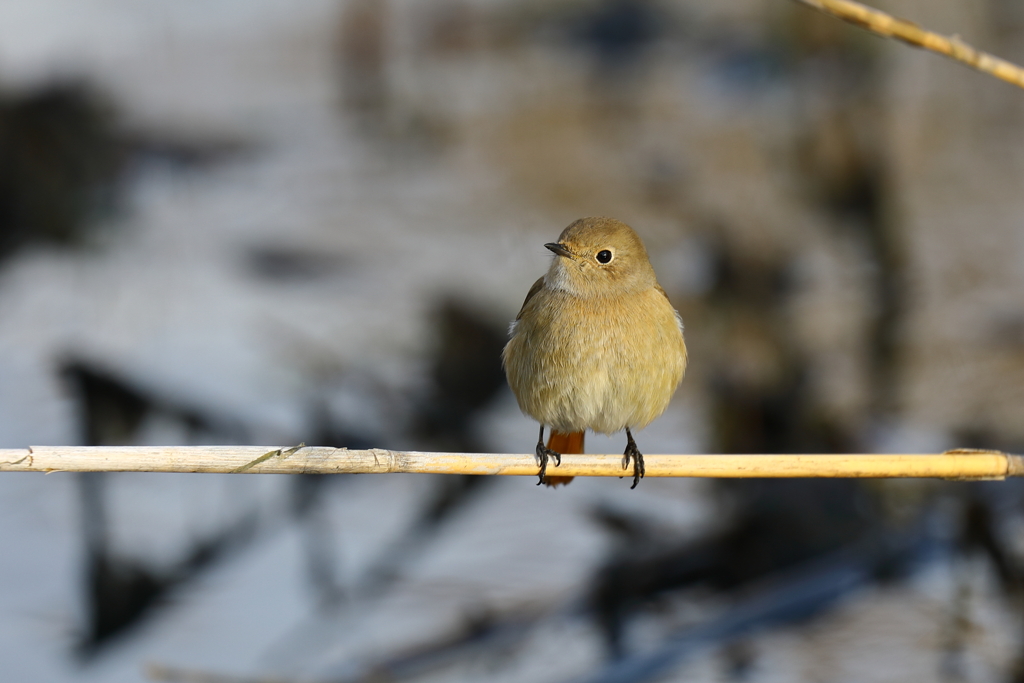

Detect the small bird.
[{"left": 502, "top": 217, "right": 687, "bottom": 488}]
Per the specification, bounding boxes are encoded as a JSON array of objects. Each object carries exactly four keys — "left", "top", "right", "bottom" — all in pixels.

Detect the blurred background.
[{"left": 2, "top": 0, "right": 1024, "bottom": 681}]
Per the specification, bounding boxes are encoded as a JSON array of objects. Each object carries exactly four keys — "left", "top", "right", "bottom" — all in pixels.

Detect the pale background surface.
[{"left": 1, "top": 0, "right": 1023, "bottom": 680}]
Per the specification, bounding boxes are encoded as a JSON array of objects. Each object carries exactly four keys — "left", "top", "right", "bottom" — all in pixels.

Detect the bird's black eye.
[{"left": 596, "top": 250, "right": 613, "bottom": 264}]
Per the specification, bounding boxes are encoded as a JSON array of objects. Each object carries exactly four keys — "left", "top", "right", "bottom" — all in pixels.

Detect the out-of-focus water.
[{"left": 2, "top": 0, "right": 1024, "bottom": 681}]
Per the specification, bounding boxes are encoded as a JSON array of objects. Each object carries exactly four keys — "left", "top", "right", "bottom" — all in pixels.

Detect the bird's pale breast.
[{"left": 504, "top": 285, "right": 686, "bottom": 434}]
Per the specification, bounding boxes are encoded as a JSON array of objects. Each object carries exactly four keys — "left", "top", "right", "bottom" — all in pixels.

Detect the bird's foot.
[
  {"left": 622, "top": 429, "right": 645, "bottom": 489},
  {"left": 535, "top": 442, "right": 562, "bottom": 485}
]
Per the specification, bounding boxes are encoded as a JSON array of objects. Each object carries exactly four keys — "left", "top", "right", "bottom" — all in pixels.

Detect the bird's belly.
[
  {"left": 505, "top": 295, "right": 685, "bottom": 435},
  {"left": 538, "top": 357, "right": 667, "bottom": 435},
  {"left": 543, "top": 363, "right": 618, "bottom": 434}
]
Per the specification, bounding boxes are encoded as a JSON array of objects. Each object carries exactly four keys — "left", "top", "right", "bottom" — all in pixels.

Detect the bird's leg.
[
  {"left": 623, "top": 428, "right": 645, "bottom": 489},
  {"left": 535, "top": 425, "right": 562, "bottom": 485}
]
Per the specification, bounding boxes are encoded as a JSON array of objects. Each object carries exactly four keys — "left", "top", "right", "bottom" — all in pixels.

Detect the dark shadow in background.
[
  {"left": 356, "top": 299, "right": 509, "bottom": 597},
  {"left": 0, "top": 80, "right": 249, "bottom": 266},
  {"left": 62, "top": 360, "right": 256, "bottom": 658},
  {"left": 0, "top": 76, "right": 252, "bottom": 658},
  {"left": 59, "top": 294, "right": 512, "bottom": 655},
  {"left": 0, "top": 83, "right": 123, "bottom": 263}
]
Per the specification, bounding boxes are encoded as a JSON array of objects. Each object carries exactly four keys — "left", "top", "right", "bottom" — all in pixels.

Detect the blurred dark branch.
[
  {"left": 147, "top": 608, "right": 542, "bottom": 683},
  {"left": 571, "top": 526, "right": 940, "bottom": 683},
  {"left": 62, "top": 358, "right": 258, "bottom": 657}
]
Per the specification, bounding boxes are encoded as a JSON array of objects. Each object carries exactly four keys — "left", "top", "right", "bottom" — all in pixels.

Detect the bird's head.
[{"left": 544, "top": 217, "right": 657, "bottom": 298}]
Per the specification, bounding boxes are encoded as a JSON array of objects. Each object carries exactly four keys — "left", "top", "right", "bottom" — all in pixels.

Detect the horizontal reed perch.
[{"left": 0, "top": 446, "right": 1021, "bottom": 480}]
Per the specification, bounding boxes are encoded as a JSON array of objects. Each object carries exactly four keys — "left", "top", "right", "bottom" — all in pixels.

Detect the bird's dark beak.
[{"left": 545, "top": 242, "right": 572, "bottom": 258}]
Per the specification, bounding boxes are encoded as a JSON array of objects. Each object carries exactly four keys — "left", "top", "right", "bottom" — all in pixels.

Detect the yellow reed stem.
[
  {"left": 794, "top": 0, "right": 1024, "bottom": 90},
  {"left": 0, "top": 446, "right": 1019, "bottom": 480}
]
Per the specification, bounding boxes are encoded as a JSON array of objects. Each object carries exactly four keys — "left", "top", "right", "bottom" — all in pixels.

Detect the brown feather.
[{"left": 516, "top": 277, "right": 545, "bottom": 321}]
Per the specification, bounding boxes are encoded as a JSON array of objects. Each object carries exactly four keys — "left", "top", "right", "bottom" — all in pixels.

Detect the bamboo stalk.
[
  {"left": 794, "top": 0, "right": 1024, "bottom": 91},
  {"left": 0, "top": 446, "right": 1020, "bottom": 480}
]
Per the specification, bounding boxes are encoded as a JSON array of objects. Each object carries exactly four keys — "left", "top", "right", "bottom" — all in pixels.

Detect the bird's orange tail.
[{"left": 543, "top": 430, "right": 583, "bottom": 487}]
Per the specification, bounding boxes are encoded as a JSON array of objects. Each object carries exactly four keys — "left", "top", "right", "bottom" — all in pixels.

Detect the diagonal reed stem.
[{"left": 794, "top": 0, "right": 1024, "bottom": 90}]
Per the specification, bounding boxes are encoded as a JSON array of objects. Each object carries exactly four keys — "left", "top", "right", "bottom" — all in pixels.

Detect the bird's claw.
[
  {"left": 535, "top": 443, "right": 562, "bottom": 485},
  {"left": 623, "top": 433, "right": 645, "bottom": 489}
]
